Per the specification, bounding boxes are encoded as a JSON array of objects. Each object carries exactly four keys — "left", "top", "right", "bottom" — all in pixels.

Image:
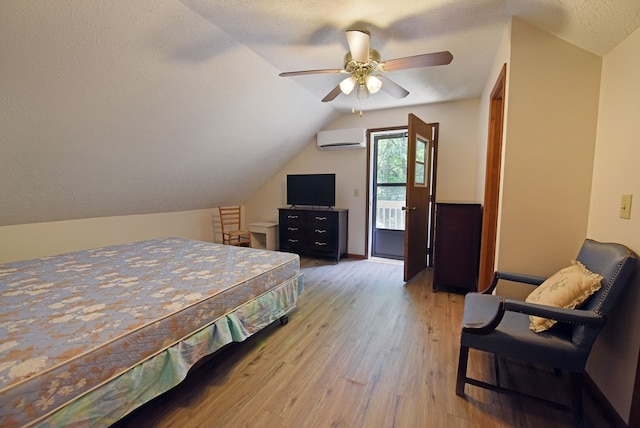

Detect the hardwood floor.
[{"left": 114, "top": 257, "right": 609, "bottom": 427}]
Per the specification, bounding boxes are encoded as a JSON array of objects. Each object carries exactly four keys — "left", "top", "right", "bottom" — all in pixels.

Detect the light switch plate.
[{"left": 620, "top": 194, "right": 632, "bottom": 219}]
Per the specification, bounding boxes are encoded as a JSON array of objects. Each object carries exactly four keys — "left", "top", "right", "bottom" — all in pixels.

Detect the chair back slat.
[
  {"left": 219, "top": 206, "right": 242, "bottom": 232},
  {"left": 218, "top": 206, "right": 251, "bottom": 246}
]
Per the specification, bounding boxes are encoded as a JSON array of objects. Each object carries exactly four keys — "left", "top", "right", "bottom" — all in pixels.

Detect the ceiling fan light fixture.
[
  {"left": 339, "top": 76, "right": 357, "bottom": 95},
  {"left": 356, "top": 83, "right": 369, "bottom": 100},
  {"left": 365, "top": 75, "right": 382, "bottom": 94},
  {"left": 279, "top": 29, "right": 452, "bottom": 104}
]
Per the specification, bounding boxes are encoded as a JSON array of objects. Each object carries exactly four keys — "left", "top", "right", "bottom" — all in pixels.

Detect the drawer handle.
[
  {"left": 315, "top": 229, "right": 327, "bottom": 233},
  {"left": 288, "top": 227, "right": 299, "bottom": 231},
  {"left": 288, "top": 215, "right": 299, "bottom": 219},
  {"left": 315, "top": 216, "right": 327, "bottom": 220},
  {"left": 288, "top": 239, "right": 299, "bottom": 243},
  {"left": 314, "top": 242, "right": 327, "bottom": 246}
]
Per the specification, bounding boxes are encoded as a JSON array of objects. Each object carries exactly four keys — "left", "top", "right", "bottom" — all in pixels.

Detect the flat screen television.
[{"left": 286, "top": 173, "right": 336, "bottom": 208}]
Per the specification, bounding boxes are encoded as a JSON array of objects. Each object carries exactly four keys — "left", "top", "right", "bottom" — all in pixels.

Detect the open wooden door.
[{"left": 403, "top": 114, "right": 433, "bottom": 282}]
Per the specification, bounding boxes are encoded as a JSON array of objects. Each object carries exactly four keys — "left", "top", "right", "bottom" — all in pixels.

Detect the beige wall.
[
  {"left": 3, "top": 17, "right": 637, "bottom": 422},
  {"left": 476, "top": 22, "right": 511, "bottom": 203},
  {"left": 477, "top": 23, "right": 512, "bottom": 269},
  {"left": 1, "top": 98, "right": 481, "bottom": 263},
  {"left": 585, "top": 26, "right": 640, "bottom": 423},
  {"left": 0, "top": 209, "right": 217, "bottom": 263},
  {"left": 497, "top": 19, "right": 601, "bottom": 275},
  {"left": 496, "top": 18, "right": 639, "bottom": 423},
  {"left": 245, "top": 99, "right": 481, "bottom": 256}
]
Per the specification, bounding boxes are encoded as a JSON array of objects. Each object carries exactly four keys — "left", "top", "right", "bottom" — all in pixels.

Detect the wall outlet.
[{"left": 620, "top": 194, "right": 632, "bottom": 219}]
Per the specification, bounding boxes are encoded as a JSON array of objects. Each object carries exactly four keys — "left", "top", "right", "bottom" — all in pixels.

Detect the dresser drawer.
[
  {"left": 309, "top": 237, "right": 337, "bottom": 253},
  {"left": 279, "top": 214, "right": 303, "bottom": 226},
  {"left": 309, "top": 213, "right": 335, "bottom": 226}
]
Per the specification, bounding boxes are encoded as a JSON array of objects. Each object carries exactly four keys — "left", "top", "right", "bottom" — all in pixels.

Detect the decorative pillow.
[{"left": 525, "top": 260, "right": 603, "bottom": 332}]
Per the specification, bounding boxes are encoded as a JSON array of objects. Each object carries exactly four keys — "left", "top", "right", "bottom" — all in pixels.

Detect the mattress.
[{"left": 0, "top": 238, "right": 302, "bottom": 427}]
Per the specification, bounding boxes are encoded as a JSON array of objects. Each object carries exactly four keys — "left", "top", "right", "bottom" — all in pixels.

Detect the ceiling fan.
[{"left": 279, "top": 29, "right": 453, "bottom": 103}]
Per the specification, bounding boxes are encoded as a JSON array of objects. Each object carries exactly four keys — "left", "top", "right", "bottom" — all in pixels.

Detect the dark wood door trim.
[{"left": 478, "top": 63, "right": 507, "bottom": 291}]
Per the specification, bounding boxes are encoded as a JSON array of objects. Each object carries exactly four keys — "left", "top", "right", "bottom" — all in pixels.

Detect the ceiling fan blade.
[
  {"left": 321, "top": 84, "right": 343, "bottom": 102},
  {"left": 381, "top": 51, "right": 453, "bottom": 72},
  {"left": 279, "top": 68, "right": 345, "bottom": 77},
  {"left": 377, "top": 75, "right": 409, "bottom": 99},
  {"left": 345, "top": 29, "right": 370, "bottom": 63}
]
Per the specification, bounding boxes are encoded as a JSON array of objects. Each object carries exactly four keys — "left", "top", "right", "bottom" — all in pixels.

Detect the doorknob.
[{"left": 401, "top": 206, "right": 417, "bottom": 211}]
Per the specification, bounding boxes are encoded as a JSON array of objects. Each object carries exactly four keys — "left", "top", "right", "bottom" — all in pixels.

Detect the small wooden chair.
[{"left": 218, "top": 206, "right": 251, "bottom": 247}]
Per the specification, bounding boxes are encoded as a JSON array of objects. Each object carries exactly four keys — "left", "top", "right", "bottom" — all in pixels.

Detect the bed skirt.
[{"left": 36, "top": 273, "right": 303, "bottom": 427}]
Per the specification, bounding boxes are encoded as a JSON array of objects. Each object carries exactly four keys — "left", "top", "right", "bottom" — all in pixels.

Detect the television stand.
[
  {"left": 278, "top": 207, "right": 348, "bottom": 262},
  {"left": 288, "top": 205, "right": 334, "bottom": 210}
]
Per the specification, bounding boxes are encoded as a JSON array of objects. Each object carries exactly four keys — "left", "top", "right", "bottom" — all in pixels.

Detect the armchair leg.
[
  {"left": 456, "top": 345, "right": 470, "bottom": 396},
  {"left": 570, "top": 372, "right": 584, "bottom": 428}
]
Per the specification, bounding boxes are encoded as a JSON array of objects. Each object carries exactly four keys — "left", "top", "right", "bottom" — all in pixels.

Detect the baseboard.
[
  {"left": 345, "top": 253, "right": 366, "bottom": 260},
  {"left": 583, "top": 372, "right": 627, "bottom": 427}
]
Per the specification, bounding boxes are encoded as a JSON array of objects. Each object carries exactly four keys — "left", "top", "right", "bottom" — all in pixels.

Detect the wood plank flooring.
[{"left": 114, "top": 257, "right": 610, "bottom": 428}]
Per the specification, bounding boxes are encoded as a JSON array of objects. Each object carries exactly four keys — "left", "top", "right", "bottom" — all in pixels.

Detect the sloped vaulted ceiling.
[
  {"left": 0, "top": 1, "right": 334, "bottom": 226},
  {"left": 1, "top": 0, "right": 639, "bottom": 226}
]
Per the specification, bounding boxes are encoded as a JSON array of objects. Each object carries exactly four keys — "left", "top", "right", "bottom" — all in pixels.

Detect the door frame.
[
  {"left": 370, "top": 130, "right": 410, "bottom": 260},
  {"left": 366, "top": 126, "right": 406, "bottom": 260},
  {"left": 365, "top": 123, "right": 439, "bottom": 268},
  {"left": 478, "top": 64, "right": 507, "bottom": 291}
]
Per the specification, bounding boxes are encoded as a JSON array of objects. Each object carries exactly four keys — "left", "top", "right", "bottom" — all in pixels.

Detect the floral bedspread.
[{"left": 0, "top": 238, "right": 300, "bottom": 427}]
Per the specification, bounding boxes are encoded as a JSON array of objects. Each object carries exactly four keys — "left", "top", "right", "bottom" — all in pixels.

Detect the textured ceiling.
[
  {"left": 181, "top": 0, "right": 640, "bottom": 111},
  {"left": 1, "top": 1, "right": 640, "bottom": 226}
]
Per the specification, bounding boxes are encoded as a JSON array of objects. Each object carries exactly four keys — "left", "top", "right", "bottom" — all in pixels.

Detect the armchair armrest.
[
  {"left": 462, "top": 293, "right": 505, "bottom": 334},
  {"left": 462, "top": 293, "right": 605, "bottom": 336},
  {"left": 483, "top": 271, "right": 547, "bottom": 294},
  {"left": 503, "top": 300, "right": 605, "bottom": 327},
  {"left": 495, "top": 272, "right": 547, "bottom": 286}
]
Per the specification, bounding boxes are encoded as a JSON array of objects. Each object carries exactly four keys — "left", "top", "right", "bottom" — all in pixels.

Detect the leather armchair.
[{"left": 455, "top": 239, "right": 636, "bottom": 427}]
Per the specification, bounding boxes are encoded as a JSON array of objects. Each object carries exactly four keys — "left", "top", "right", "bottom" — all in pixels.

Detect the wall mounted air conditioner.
[{"left": 317, "top": 128, "right": 367, "bottom": 150}]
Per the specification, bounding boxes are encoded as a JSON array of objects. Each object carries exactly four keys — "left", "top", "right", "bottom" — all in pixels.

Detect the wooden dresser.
[
  {"left": 278, "top": 207, "right": 348, "bottom": 262},
  {"left": 432, "top": 202, "right": 482, "bottom": 292}
]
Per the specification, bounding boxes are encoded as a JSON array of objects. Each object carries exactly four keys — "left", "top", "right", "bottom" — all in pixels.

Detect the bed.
[{"left": 0, "top": 237, "right": 303, "bottom": 427}]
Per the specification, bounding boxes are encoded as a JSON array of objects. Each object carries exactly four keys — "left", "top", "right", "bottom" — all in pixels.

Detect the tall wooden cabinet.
[
  {"left": 432, "top": 203, "right": 482, "bottom": 292},
  {"left": 279, "top": 207, "right": 348, "bottom": 262}
]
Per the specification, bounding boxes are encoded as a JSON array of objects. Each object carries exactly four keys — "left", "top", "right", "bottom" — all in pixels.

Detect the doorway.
[
  {"left": 367, "top": 122, "right": 439, "bottom": 274},
  {"left": 371, "top": 130, "right": 408, "bottom": 260}
]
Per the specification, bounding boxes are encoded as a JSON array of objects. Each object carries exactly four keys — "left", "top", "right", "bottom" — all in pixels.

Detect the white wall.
[
  {"left": 0, "top": 208, "right": 217, "bottom": 263},
  {"left": 586, "top": 25, "right": 640, "bottom": 423},
  {"left": 245, "top": 99, "right": 481, "bottom": 256},
  {"left": 497, "top": 19, "right": 602, "bottom": 275}
]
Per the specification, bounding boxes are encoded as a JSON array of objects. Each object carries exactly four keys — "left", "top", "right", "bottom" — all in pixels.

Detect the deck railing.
[{"left": 376, "top": 200, "right": 405, "bottom": 230}]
